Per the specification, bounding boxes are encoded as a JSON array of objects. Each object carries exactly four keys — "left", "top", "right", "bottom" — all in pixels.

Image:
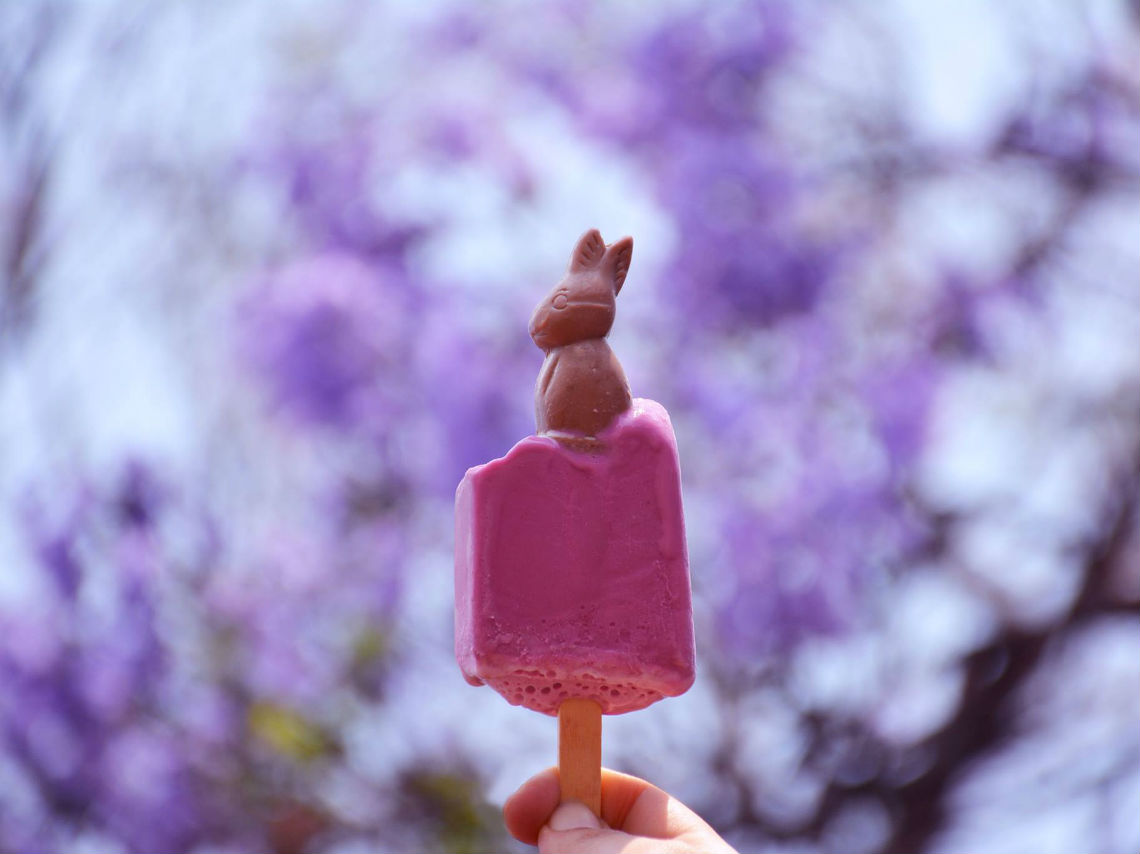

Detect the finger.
[
  {"left": 538, "top": 824, "right": 652, "bottom": 854},
  {"left": 537, "top": 801, "right": 707, "bottom": 854},
  {"left": 597, "top": 768, "right": 713, "bottom": 841},
  {"left": 538, "top": 801, "right": 631, "bottom": 854},
  {"left": 503, "top": 766, "right": 713, "bottom": 844},
  {"left": 504, "top": 767, "right": 560, "bottom": 845}
]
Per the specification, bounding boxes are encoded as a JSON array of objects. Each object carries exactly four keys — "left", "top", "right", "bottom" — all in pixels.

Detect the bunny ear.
[
  {"left": 569, "top": 228, "right": 606, "bottom": 271},
  {"left": 607, "top": 236, "right": 633, "bottom": 295}
]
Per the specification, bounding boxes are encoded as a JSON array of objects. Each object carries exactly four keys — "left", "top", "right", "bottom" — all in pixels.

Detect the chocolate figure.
[{"left": 529, "top": 229, "right": 633, "bottom": 443}]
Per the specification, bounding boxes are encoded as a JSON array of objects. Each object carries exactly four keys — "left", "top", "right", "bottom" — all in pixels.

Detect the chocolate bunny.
[{"left": 529, "top": 229, "right": 633, "bottom": 443}]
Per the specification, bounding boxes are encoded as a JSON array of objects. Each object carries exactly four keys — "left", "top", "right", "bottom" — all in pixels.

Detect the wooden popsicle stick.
[{"left": 558, "top": 698, "right": 602, "bottom": 816}]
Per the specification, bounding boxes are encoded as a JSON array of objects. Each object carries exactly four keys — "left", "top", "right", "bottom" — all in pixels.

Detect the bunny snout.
[{"left": 529, "top": 310, "right": 550, "bottom": 348}]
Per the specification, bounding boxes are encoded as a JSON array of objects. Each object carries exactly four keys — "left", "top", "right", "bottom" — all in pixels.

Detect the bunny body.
[
  {"left": 529, "top": 229, "right": 633, "bottom": 441},
  {"left": 534, "top": 338, "right": 630, "bottom": 438}
]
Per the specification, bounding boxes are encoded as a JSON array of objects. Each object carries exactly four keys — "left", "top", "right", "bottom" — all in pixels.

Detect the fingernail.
[{"left": 548, "top": 801, "right": 603, "bottom": 831}]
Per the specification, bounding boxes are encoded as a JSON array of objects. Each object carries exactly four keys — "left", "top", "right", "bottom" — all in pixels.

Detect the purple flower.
[
  {"left": 114, "top": 458, "right": 165, "bottom": 531},
  {"left": 672, "top": 314, "right": 937, "bottom": 658},
  {"left": 205, "top": 519, "right": 403, "bottom": 708},
  {"left": 417, "top": 314, "right": 536, "bottom": 494},
  {"left": 239, "top": 253, "right": 416, "bottom": 431},
  {"left": 18, "top": 485, "right": 89, "bottom": 601},
  {"left": 249, "top": 121, "right": 427, "bottom": 258},
  {"left": 718, "top": 509, "right": 863, "bottom": 657},
  {"left": 658, "top": 134, "right": 842, "bottom": 327},
  {"left": 627, "top": 6, "right": 791, "bottom": 139},
  {"left": 861, "top": 361, "right": 940, "bottom": 472},
  {"left": 98, "top": 726, "right": 203, "bottom": 853},
  {"left": 537, "top": 2, "right": 846, "bottom": 329},
  {"left": 2, "top": 463, "right": 233, "bottom": 852}
]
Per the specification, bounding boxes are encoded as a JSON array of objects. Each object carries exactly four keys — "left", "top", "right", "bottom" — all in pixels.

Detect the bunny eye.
[{"left": 552, "top": 293, "right": 569, "bottom": 310}]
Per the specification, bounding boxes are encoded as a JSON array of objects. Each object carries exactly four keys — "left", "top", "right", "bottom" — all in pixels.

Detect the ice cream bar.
[
  {"left": 453, "top": 229, "right": 694, "bottom": 812},
  {"left": 454, "top": 397, "right": 694, "bottom": 715}
]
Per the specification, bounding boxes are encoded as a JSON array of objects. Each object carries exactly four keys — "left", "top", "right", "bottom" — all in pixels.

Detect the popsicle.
[{"left": 454, "top": 229, "right": 695, "bottom": 813}]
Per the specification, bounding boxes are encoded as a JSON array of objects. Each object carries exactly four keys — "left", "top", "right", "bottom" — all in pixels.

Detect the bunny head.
[{"left": 529, "top": 229, "right": 633, "bottom": 352}]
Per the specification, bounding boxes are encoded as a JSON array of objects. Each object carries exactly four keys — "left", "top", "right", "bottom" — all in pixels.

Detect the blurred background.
[{"left": 1, "top": 1, "right": 1138, "bottom": 852}]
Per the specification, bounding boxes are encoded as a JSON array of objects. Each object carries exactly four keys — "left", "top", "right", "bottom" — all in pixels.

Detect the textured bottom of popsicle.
[{"left": 477, "top": 667, "right": 675, "bottom": 716}]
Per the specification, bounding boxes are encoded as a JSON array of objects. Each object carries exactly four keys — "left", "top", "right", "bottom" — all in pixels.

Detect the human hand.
[{"left": 503, "top": 766, "right": 738, "bottom": 854}]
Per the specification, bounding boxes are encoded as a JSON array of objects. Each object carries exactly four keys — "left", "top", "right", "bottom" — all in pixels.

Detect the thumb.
[
  {"left": 549, "top": 802, "right": 604, "bottom": 832},
  {"left": 538, "top": 801, "right": 631, "bottom": 854}
]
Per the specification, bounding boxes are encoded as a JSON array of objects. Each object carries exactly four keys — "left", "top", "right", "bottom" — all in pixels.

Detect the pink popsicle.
[{"left": 454, "top": 398, "right": 695, "bottom": 716}]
